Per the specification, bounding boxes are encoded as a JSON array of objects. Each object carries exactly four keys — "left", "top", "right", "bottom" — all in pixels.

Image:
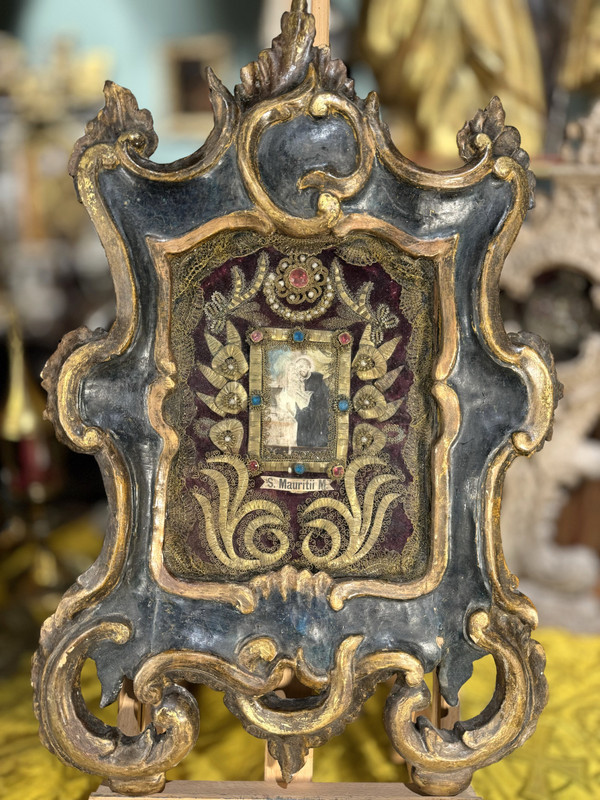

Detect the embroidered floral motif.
[
  {"left": 212, "top": 344, "right": 248, "bottom": 381},
  {"left": 352, "top": 346, "right": 387, "bottom": 380},
  {"left": 352, "top": 424, "right": 386, "bottom": 454},
  {"left": 209, "top": 419, "right": 244, "bottom": 453},
  {"left": 353, "top": 385, "right": 387, "bottom": 419},
  {"left": 215, "top": 382, "right": 248, "bottom": 415}
]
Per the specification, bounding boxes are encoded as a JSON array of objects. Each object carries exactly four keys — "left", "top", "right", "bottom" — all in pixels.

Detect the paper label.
[{"left": 260, "top": 475, "right": 334, "bottom": 493}]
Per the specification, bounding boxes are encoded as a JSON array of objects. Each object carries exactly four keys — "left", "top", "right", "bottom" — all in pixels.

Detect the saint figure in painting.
[
  {"left": 266, "top": 353, "right": 329, "bottom": 451},
  {"left": 294, "top": 357, "right": 329, "bottom": 448}
]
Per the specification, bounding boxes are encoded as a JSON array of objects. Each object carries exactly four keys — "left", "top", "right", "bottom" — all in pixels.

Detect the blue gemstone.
[
  {"left": 338, "top": 399, "right": 349, "bottom": 412},
  {"left": 251, "top": 395, "right": 262, "bottom": 406},
  {"left": 294, "top": 463, "right": 305, "bottom": 475},
  {"left": 292, "top": 330, "right": 305, "bottom": 342}
]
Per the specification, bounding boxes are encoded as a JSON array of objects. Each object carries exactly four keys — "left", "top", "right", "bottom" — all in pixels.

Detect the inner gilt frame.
[{"left": 33, "top": 1, "right": 560, "bottom": 796}]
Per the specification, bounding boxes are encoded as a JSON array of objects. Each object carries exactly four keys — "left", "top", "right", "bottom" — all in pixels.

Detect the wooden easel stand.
[
  {"left": 312, "top": 0, "right": 329, "bottom": 47},
  {"left": 91, "top": 780, "right": 481, "bottom": 800}
]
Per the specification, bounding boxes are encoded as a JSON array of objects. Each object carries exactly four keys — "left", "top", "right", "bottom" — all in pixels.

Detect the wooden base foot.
[{"left": 91, "top": 779, "right": 482, "bottom": 799}]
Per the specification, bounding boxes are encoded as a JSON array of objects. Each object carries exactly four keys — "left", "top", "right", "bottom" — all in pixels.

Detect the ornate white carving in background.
[{"left": 501, "top": 102, "right": 600, "bottom": 631}]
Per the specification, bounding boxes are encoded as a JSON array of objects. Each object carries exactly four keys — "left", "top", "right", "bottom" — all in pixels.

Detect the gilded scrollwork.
[
  {"left": 131, "top": 629, "right": 425, "bottom": 785},
  {"left": 33, "top": 0, "right": 559, "bottom": 793},
  {"left": 237, "top": 65, "right": 377, "bottom": 238},
  {"left": 385, "top": 608, "right": 547, "bottom": 796},
  {"left": 475, "top": 154, "right": 561, "bottom": 627},
  {"left": 33, "top": 621, "right": 199, "bottom": 796}
]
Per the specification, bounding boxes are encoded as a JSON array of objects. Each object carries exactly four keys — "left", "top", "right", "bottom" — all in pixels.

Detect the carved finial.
[
  {"left": 68, "top": 81, "right": 158, "bottom": 181},
  {"left": 236, "top": 0, "right": 314, "bottom": 107},
  {"left": 457, "top": 96, "right": 535, "bottom": 208},
  {"left": 235, "top": 0, "right": 356, "bottom": 108}
]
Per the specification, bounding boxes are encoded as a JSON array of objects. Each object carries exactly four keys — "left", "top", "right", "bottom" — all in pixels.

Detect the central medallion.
[{"left": 268, "top": 253, "right": 330, "bottom": 306}]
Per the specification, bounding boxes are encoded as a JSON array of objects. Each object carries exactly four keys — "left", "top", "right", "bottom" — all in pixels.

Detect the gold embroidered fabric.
[
  {"left": 162, "top": 232, "right": 436, "bottom": 584},
  {"left": 5, "top": 625, "right": 599, "bottom": 799}
]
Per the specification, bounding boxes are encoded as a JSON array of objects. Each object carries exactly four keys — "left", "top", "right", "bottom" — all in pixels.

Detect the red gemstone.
[
  {"left": 248, "top": 460, "right": 260, "bottom": 472},
  {"left": 250, "top": 330, "right": 263, "bottom": 342},
  {"left": 338, "top": 332, "right": 352, "bottom": 345},
  {"left": 332, "top": 465, "right": 345, "bottom": 479},
  {"left": 289, "top": 267, "right": 309, "bottom": 288}
]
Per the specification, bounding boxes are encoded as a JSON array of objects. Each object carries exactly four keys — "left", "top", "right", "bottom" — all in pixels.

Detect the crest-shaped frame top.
[{"left": 33, "top": 2, "right": 560, "bottom": 796}]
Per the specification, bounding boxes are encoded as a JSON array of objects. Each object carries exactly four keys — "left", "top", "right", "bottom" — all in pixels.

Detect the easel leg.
[
  {"left": 428, "top": 669, "right": 461, "bottom": 730},
  {"left": 117, "top": 677, "right": 152, "bottom": 734}
]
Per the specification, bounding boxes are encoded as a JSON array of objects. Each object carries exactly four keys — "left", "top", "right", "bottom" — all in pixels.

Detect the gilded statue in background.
[{"left": 359, "top": 0, "right": 546, "bottom": 159}]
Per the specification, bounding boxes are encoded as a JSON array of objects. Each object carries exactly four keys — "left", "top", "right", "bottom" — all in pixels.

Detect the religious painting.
[
  {"left": 248, "top": 327, "right": 351, "bottom": 472},
  {"left": 266, "top": 349, "right": 331, "bottom": 450}
]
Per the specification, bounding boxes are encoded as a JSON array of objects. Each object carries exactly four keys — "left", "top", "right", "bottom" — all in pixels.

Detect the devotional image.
[{"left": 264, "top": 346, "right": 332, "bottom": 452}]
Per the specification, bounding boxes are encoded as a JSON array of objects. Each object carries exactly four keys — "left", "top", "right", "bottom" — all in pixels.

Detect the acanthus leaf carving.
[
  {"left": 457, "top": 95, "right": 536, "bottom": 208},
  {"left": 236, "top": 0, "right": 315, "bottom": 109},
  {"left": 68, "top": 81, "right": 158, "bottom": 183},
  {"left": 235, "top": 0, "right": 357, "bottom": 111}
]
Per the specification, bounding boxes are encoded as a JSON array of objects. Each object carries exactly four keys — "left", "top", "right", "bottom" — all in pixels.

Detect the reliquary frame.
[{"left": 33, "top": 1, "right": 560, "bottom": 796}]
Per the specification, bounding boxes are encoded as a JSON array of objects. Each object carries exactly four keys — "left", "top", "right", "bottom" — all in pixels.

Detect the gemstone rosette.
[{"left": 272, "top": 253, "right": 329, "bottom": 305}]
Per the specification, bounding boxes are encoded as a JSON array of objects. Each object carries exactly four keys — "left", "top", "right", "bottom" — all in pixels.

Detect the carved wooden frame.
[{"left": 33, "top": 1, "right": 559, "bottom": 796}]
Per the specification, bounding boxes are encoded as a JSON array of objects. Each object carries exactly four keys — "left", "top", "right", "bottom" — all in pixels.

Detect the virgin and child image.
[{"left": 265, "top": 349, "right": 332, "bottom": 452}]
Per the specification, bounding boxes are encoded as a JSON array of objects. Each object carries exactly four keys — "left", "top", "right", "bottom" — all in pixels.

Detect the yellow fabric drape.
[{"left": 3, "top": 629, "right": 600, "bottom": 799}]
